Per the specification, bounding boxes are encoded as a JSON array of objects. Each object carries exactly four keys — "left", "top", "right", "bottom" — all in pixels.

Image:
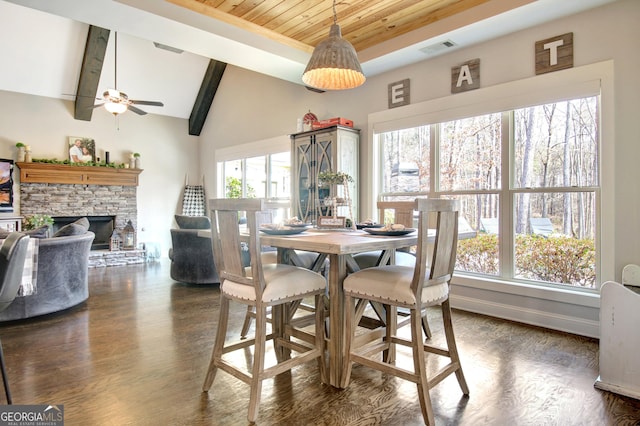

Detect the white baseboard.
[{"left": 450, "top": 293, "right": 600, "bottom": 338}]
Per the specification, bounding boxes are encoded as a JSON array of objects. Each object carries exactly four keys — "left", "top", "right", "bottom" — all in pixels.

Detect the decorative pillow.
[
  {"left": 53, "top": 217, "right": 89, "bottom": 238},
  {"left": 175, "top": 215, "right": 210, "bottom": 229},
  {"left": 24, "top": 225, "right": 49, "bottom": 239}
]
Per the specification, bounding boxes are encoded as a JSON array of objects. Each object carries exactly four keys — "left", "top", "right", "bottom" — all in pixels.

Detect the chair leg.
[
  {"left": 202, "top": 296, "right": 231, "bottom": 391},
  {"left": 383, "top": 304, "right": 397, "bottom": 363},
  {"left": 411, "top": 308, "right": 435, "bottom": 426},
  {"left": 422, "top": 310, "right": 432, "bottom": 340},
  {"left": 240, "top": 305, "right": 254, "bottom": 339},
  {"left": 248, "top": 305, "right": 267, "bottom": 423},
  {"left": 441, "top": 299, "right": 469, "bottom": 395},
  {"left": 0, "top": 339, "right": 12, "bottom": 404},
  {"left": 315, "top": 294, "right": 327, "bottom": 384}
]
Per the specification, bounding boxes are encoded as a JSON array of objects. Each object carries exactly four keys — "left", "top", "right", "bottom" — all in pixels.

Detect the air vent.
[
  {"left": 153, "top": 42, "right": 183, "bottom": 54},
  {"left": 419, "top": 39, "right": 457, "bottom": 56}
]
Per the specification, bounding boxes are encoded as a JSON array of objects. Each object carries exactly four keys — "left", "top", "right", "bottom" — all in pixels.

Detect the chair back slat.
[
  {"left": 412, "top": 198, "right": 460, "bottom": 296},
  {"left": 377, "top": 201, "right": 415, "bottom": 227},
  {"left": 209, "top": 198, "right": 265, "bottom": 292}
]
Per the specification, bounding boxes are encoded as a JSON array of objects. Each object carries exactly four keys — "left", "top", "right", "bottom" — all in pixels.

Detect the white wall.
[
  {"left": 197, "top": 0, "right": 640, "bottom": 336},
  {"left": 200, "top": 0, "right": 640, "bottom": 280},
  {"left": 0, "top": 90, "right": 200, "bottom": 254}
]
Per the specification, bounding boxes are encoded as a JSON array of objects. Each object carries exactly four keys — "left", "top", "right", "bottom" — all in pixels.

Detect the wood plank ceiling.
[{"left": 168, "top": 0, "right": 492, "bottom": 53}]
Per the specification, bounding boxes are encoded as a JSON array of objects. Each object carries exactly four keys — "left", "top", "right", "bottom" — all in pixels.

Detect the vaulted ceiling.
[{"left": 0, "top": 0, "right": 617, "bottom": 124}]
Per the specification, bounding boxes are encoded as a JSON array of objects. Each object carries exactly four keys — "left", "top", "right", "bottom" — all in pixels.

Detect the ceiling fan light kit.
[
  {"left": 95, "top": 32, "right": 164, "bottom": 116},
  {"left": 302, "top": 1, "right": 365, "bottom": 91}
]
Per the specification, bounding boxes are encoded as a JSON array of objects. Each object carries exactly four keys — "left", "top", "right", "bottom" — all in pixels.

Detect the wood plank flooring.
[{"left": 1, "top": 260, "right": 639, "bottom": 425}]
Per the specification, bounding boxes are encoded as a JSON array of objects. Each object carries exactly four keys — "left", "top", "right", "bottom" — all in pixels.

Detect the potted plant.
[
  {"left": 15, "top": 142, "right": 26, "bottom": 162},
  {"left": 24, "top": 214, "right": 54, "bottom": 237},
  {"left": 317, "top": 170, "right": 353, "bottom": 187},
  {"left": 133, "top": 152, "right": 141, "bottom": 169}
]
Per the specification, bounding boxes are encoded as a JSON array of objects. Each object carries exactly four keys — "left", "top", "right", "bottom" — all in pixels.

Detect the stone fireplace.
[
  {"left": 15, "top": 162, "right": 146, "bottom": 267},
  {"left": 19, "top": 182, "right": 145, "bottom": 266},
  {"left": 20, "top": 183, "right": 138, "bottom": 231}
]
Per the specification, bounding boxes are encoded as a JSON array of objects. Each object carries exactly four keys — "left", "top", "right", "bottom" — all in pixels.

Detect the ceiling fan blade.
[
  {"left": 89, "top": 103, "right": 105, "bottom": 109},
  {"left": 130, "top": 100, "right": 164, "bottom": 107},
  {"left": 128, "top": 105, "right": 147, "bottom": 115}
]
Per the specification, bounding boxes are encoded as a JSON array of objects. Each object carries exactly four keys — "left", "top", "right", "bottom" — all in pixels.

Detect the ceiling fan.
[{"left": 94, "top": 32, "right": 164, "bottom": 116}]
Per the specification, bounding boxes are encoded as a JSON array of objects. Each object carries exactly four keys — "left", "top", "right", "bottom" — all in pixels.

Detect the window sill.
[{"left": 452, "top": 272, "right": 600, "bottom": 309}]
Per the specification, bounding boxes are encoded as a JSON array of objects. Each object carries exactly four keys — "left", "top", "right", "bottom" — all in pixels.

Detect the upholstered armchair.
[{"left": 169, "top": 215, "right": 219, "bottom": 285}]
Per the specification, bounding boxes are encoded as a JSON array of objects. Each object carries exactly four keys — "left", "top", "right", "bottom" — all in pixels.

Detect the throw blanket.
[
  {"left": 0, "top": 237, "right": 40, "bottom": 297},
  {"left": 18, "top": 238, "right": 38, "bottom": 296}
]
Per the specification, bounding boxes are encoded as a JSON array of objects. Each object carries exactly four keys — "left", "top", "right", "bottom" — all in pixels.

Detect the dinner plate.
[
  {"left": 363, "top": 228, "right": 416, "bottom": 236},
  {"left": 285, "top": 223, "right": 313, "bottom": 228},
  {"left": 259, "top": 227, "right": 308, "bottom": 235},
  {"left": 356, "top": 223, "right": 384, "bottom": 229}
]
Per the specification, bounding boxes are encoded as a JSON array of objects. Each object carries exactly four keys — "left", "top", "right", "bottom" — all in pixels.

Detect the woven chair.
[
  {"left": 202, "top": 198, "right": 326, "bottom": 423},
  {"left": 341, "top": 198, "right": 469, "bottom": 425}
]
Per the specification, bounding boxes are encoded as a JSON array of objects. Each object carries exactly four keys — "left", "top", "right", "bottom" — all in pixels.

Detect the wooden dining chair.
[
  {"left": 341, "top": 198, "right": 469, "bottom": 425},
  {"left": 353, "top": 200, "right": 417, "bottom": 269},
  {"left": 239, "top": 201, "right": 325, "bottom": 339},
  {"left": 0, "top": 232, "right": 30, "bottom": 404},
  {"left": 354, "top": 199, "right": 436, "bottom": 338},
  {"left": 202, "top": 198, "right": 327, "bottom": 423}
]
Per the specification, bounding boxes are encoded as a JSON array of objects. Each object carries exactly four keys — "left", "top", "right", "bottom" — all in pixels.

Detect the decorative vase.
[
  {"left": 135, "top": 157, "right": 141, "bottom": 169},
  {"left": 25, "top": 149, "right": 32, "bottom": 163},
  {"left": 129, "top": 156, "right": 136, "bottom": 169},
  {"left": 17, "top": 147, "right": 25, "bottom": 162}
]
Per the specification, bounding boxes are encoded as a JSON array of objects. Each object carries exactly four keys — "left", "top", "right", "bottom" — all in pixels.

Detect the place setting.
[
  {"left": 259, "top": 217, "right": 312, "bottom": 235},
  {"left": 361, "top": 223, "right": 416, "bottom": 237}
]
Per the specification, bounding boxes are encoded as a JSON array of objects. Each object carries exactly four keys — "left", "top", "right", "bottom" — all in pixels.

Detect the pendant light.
[{"left": 302, "top": 0, "right": 365, "bottom": 91}]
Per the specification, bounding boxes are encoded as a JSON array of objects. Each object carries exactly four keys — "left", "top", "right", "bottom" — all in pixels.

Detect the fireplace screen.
[{"left": 52, "top": 216, "right": 115, "bottom": 250}]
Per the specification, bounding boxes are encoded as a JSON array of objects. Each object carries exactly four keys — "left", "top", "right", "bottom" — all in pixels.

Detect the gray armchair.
[{"left": 169, "top": 215, "right": 219, "bottom": 284}]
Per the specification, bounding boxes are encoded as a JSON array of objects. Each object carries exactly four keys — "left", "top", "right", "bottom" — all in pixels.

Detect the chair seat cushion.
[
  {"left": 343, "top": 265, "right": 448, "bottom": 307},
  {"left": 353, "top": 250, "right": 416, "bottom": 269},
  {"left": 222, "top": 264, "right": 326, "bottom": 303}
]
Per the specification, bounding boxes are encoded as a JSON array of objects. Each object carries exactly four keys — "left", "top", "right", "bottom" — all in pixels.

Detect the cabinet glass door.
[{"left": 294, "top": 139, "right": 313, "bottom": 221}]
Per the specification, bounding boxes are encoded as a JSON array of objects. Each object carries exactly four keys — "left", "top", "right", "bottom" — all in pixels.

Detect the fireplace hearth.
[{"left": 52, "top": 216, "right": 115, "bottom": 250}]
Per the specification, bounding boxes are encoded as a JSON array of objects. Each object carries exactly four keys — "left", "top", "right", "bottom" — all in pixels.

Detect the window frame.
[{"left": 368, "top": 61, "right": 614, "bottom": 302}]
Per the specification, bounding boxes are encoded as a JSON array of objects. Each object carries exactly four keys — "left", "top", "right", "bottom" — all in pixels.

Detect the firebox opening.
[{"left": 52, "top": 216, "right": 115, "bottom": 250}]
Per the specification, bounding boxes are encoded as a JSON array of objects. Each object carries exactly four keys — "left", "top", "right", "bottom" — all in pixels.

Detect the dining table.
[{"left": 257, "top": 227, "right": 419, "bottom": 388}]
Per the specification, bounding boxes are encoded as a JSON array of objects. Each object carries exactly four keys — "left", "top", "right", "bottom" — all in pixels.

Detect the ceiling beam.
[
  {"left": 189, "top": 59, "right": 227, "bottom": 136},
  {"left": 74, "top": 26, "right": 110, "bottom": 121}
]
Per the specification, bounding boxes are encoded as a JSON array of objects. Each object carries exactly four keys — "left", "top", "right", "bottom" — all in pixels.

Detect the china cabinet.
[{"left": 290, "top": 125, "right": 359, "bottom": 224}]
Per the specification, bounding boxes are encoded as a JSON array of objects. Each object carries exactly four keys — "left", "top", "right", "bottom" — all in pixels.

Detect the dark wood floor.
[{"left": 1, "top": 260, "right": 639, "bottom": 425}]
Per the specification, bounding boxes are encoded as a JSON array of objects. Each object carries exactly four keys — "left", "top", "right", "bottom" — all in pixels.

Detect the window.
[
  {"left": 220, "top": 153, "right": 290, "bottom": 201},
  {"left": 377, "top": 96, "right": 599, "bottom": 290}
]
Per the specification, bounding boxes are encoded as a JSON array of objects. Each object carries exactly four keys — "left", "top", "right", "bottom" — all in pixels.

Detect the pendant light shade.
[{"left": 302, "top": 4, "right": 365, "bottom": 91}]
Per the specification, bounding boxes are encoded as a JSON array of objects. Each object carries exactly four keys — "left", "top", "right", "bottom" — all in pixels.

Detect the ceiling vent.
[
  {"left": 419, "top": 40, "right": 457, "bottom": 56},
  {"left": 153, "top": 42, "right": 183, "bottom": 54}
]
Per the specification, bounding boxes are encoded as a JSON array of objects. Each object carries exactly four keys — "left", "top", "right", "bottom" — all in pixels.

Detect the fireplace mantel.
[{"left": 16, "top": 162, "right": 142, "bottom": 186}]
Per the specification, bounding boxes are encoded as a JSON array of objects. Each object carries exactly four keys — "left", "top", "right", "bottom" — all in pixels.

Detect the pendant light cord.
[{"left": 332, "top": 0, "right": 337, "bottom": 25}]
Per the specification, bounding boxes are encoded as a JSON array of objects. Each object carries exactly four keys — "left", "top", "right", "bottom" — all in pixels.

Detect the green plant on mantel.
[
  {"left": 30, "top": 158, "right": 128, "bottom": 169},
  {"left": 317, "top": 170, "right": 353, "bottom": 187},
  {"left": 15, "top": 142, "right": 25, "bottom": 148},
  {"left": 133, "top": 152, "right": 141, "bottom": 158},
  {"left": 24, "top": 214, "right": 54, "bottom": 230}
]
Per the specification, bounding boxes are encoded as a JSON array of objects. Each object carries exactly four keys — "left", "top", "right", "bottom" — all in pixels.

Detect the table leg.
[{"left": 328, "top": 253, "right": 348, "bottom": 388}]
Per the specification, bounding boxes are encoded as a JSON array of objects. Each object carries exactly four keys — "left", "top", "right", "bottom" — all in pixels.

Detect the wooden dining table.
[{"left": 258, "top": 228, "right": 418, "bottom": 388}]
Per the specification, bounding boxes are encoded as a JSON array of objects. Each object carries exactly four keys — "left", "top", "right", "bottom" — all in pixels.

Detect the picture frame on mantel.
[
  {"left": 68, "top": 136, "right": 96, "bottom": 163},
  {"left": 0, "top": 159, "right": 14, "bottom": 213}
]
